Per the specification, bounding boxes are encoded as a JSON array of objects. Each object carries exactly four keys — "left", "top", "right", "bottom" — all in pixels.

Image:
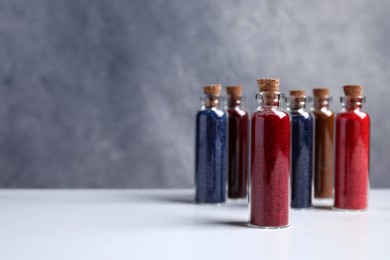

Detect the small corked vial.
[
  {"left": 195, "top": 84, "right": 227, "bottom": 204},
  {"left": 335, "top": 84, "right": 370, "bottom": 210},
  {"left": 250, "top": 78, "right": 290, "bottom": 228},
  {"left": 225, "top": 85, "right": 249, "bottom": 199},
  {"left": 312, "top": 88, "right": 335, "bottom": 203},
  {"left": 288, "top": 89, "right": 314, "bottom": 209}
]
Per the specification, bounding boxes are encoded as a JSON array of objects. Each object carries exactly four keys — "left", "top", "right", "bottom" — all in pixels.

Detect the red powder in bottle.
[
  {"left": 335, "top": 109, "right": 370, "bottom": 210},
  {"left": 250, "top": 109, "right": 290, "bottom": 227}
]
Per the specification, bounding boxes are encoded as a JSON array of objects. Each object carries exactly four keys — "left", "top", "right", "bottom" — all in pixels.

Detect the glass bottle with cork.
[
  {"left": 312, "top": 88, "right": 335, "bottom": 205},
  {"left": 334, "top": 85, "right": 370, "bottom": 210},
  {"left": 226, "top": 85, "right": 249, "bottom": 200},
  {"left": 287, "top": 90, "right": 314, "bottom": 209},
  {"left": 249, "top": 78, "right": 290, "bottom": 228},
  {"left": 195, "top": 84, "right": 227, "bottom": 204}
]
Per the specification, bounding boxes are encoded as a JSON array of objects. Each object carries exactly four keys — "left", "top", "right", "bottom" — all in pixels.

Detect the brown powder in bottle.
[{"left": 312, "top": 88, "right": 334, "bottom": 199}]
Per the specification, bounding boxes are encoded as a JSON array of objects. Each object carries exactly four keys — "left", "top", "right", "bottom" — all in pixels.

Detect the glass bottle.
[
  {"left": 287, "top": 90, "right": 314, "bottom": 209},
  {"left": 312, "top": 88, "right": 334, "bottom": 204},
  {"left": 195, "top": 84, "right": 227, "bottom": 203},
  {"left": 226, "top": 86, "right": 249, "bottom": 199},
  {"left": 249, "top": 78, "right": 290, "bottom": 228},
  {"left": 335, "top": 85, "right": 370, "bottom": 210}
]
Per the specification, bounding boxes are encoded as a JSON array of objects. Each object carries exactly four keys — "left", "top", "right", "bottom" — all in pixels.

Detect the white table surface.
[{"left": 0, "top": 189, "right": 389, "bottom": 260}]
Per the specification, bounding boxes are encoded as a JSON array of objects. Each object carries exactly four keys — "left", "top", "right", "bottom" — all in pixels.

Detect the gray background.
[{"left": 0, "top": 0, "right": 388, "bottom": 188}]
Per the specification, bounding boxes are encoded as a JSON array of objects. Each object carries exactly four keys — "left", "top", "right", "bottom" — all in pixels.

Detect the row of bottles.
[{"left": 195, "top": 78, "right": 370, "bottom": 228}]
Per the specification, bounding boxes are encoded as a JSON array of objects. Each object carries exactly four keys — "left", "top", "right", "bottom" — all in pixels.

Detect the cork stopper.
[
  {"left": 257, "top": 78, "right": 280, "bottom": 92},
  {"left": 203, "top": 84, "right": 222, "bottom": 96},
  {"left": 343, "top": 85, "right": 363, "bottom": 97},
  {"left": 313, "top": 88, "right": 329, "bottom": 98},
  {"left": 226, "top": 85, "right": 243, "bottom": 97},
  {"left": 290, "top": 90, "right": 306, "bottom": 97}
]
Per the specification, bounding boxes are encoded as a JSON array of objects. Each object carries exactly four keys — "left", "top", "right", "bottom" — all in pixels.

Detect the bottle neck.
[
  {"left": 227, "top": 96, "right": 243, "bottom": 109},
  {"left": 256, "top": 92, "right": 284, "bottom": 108},
  {"left": 341, "top": 96, "right": 365, "bottom": 111},
  {"left": 313, "top": 97, "right": 331, "bottom": 109},
  {"left": 288, "top": 97, "right": 307, "bottom": 111},
  {"left": 202, "top": 95, "right": 221, "bottom": 109}
]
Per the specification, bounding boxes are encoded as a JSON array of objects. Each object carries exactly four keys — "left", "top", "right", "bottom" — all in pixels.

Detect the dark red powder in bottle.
[
  {"left": 250, "top": 79, "right": 290, "bottom": 228},
  {"left": 226, "top": 86, "right": 249, "bottom": 199},
  {"left": 335, "top": 86, "right": 370, "bottom": 210}
]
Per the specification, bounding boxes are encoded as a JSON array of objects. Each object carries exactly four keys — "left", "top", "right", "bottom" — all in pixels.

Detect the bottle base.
[
  {"left": 333, "top": 206, "right": 367, "bottom": 212},
  {"left": 313, "top": 197, "right": 334, "bottom": 208},
  {"left": 195, "top": 200, "right": 225, "bottom": 205},
  {"left": 228, "top": 197, "right": 247, "bottom": 202},
  {"left": 291, "top": 206, "right": 312, "bottom": 210},
  {"left": 247, "top": 223, "right": 290, "bottom": 229}
]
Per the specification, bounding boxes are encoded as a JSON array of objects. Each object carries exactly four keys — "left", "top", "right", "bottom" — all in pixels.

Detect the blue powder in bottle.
[
  {"left": 195, "top": 105, "right": 227, "bottom": 203},
  {"left": 289, "top": 95, "right": 314, "bottom": 209}
]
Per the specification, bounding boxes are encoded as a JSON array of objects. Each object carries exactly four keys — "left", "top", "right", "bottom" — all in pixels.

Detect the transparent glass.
[
  {"left": 334, "top": 96, "right": 370, "bottom": 210},
  {"left": 286, "top": 96, "right": 312, "bottom": 111},
  {"left": 287, "top": 96, "right": 314, "bottom": 209},
  {"left": 255, "top": 92, "right": 285, "bottom": 108},
  {"left": 226, "top": 96, "right": 249, "bottom": 199},
  {"left": 226, "top": 96, "right": 244, "bottom": 109},
  {"left": 249, "top": 92, "right": 290, "bottom": 228},
  {"left": 201, "top": 94, "right": 224, "bottom": 110},
  {"left": 311, "top": 97, "right": 334, "bottom": 204},
  {"left": 340, "top": 96, "right": 366, "bottom": 110},
  {"left": 314, "top": 96, "right": 333, "bottom": 109},
  {"left": 195, "top": 94, "right": 227, "bottom": 203}
]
